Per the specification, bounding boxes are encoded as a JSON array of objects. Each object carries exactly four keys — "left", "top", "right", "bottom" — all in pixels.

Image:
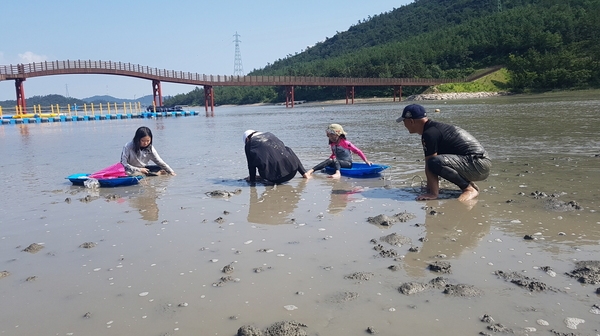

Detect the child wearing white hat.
[{"left": 306, "top": 124, "right": 371, "bottom": 179}]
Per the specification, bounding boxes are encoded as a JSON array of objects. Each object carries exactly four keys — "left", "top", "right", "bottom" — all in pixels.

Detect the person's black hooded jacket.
[{"left": 245, "top": 132, "right": 306, "bottom": 183}]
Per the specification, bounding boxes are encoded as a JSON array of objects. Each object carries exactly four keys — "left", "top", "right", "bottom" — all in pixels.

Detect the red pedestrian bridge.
[{"left": 0, "top": 60, "right": 468, "bottom": 113}]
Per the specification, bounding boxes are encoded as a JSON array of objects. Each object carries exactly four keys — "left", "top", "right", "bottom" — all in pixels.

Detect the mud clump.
[
  {"left": 367, "top": 214, "right": 395, "bottom": 226},
  {"left": 530, "top": 190, "right": 552, "bottom": 198},
  {"left": 494, "top": 270, "right": 559, "bottom": 292},
  {"left": 398, "top": 281, "right": 430, "bottom": 295},
  {"left": 565, "top": 260, "right": 600, "bottom": 284},
  {"left": 104, "top": 194, "right": 120, "bottom": 201},
  {"left": 344, "top": 272, "right": 374, "bottom": 281},
  {"left": 79, "top": 195, "right": 98, "bottom": 203},
  {"left": 398, "top": 277, "right": 482, "bottom": 297},
  {"left": 481, "top": 314, "right": 495, "bottom": 323},
  {"left": 544, "top": 198, "right": 583, "bottom": 211},
  {"left": 428, "top": 261, "right": 452, "bottom": 274},
  {"left": 366, "top": 326, "right": 378, "bottom": 334},
  {"left": 222, "top": 263, "right": 234, "bottom": 274},
  {"left": 443, "top": 284, "right": 483, "bottom": 297},
  {"left": 206, "top": 189, "right": 242, "bottom": 198},
  {"left": 237, "top": 320, "right": 308, "bottom": 336},
  {"left": 237, "top": 325, "right": 263, "bottom": 336},
  {"left": 264, "top": 321, "right": 308, "bottom": 336},
  {"left": 79, "top": 242, "right": 96, "bottom": 249},
  {"left": 22, "top": 243, "right": 44, "bottom": 254},
  {"left": 329, "top": 291, "right": 359, "bottom": 303},
  {"left": 373, "top": 244, "right": 399, "bottom": 258},
  {"left": 398, "top": 277, "right": 448, "bottom": 295},
  {"left": 394, "top": 211, "right": 416, "bottom": 222},
  {"left": 367, "top": 211, "right": 416, "bottom": 227},
  {"left": 213, "top": 276, "right": 236, "bottom": 287},
  {"left": 487, "top": 323, "right": 513, "bottom": 333},
  {"left": 529, "top": 190, "right": 583, "bottom": 211},
  {"left": 379, "top": 232, "right": 412, "bottom": 247}
]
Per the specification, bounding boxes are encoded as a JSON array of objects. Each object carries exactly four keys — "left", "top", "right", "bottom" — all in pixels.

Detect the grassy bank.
[{"left": 427, "top": 68, "right": 510, "bottom": 93}]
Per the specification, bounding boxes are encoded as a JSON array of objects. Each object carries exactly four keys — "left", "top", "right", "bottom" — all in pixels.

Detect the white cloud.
[{"left": 18, "top": 51, "right": 47, "bottom": 63}]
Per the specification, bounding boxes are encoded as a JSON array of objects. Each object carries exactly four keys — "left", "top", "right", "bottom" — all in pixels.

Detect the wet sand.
[{"left": 1, "top": 94, "right": 600, "bottom": 336}]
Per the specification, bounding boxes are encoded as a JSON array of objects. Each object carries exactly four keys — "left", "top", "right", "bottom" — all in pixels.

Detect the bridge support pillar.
[
  {"left": 285, "top": 86, "right": 295, "bottom": 108},
  {"left": 204, "top": 85, "right": 214, "bottom": 116},
  {"left": 393, "top": 85, "right": 403, "bottom": 102},
  {"left": 15, "top": 78, "right": 27, "bottom": 114},
  {"left": 345, "top": 86, "right": 355, "bottom": 105},
  {"left": 152, "top": 80, "right": 163, "bottom": 107}
]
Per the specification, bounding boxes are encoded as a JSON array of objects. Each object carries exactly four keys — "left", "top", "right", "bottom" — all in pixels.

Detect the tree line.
[
  {"left": 5, "top": 0, "right": 596, "bottom": 108},
  {"left": 165, "top": 0, "right": 599, "bottom": 106}
]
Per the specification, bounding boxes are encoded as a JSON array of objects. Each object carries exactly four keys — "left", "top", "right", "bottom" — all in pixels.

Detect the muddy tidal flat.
[{"left": 1, "top": 92, "right": 600, "bottom": 336}]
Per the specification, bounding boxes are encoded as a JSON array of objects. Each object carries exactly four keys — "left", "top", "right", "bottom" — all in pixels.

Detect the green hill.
[{"left": 165, "top": 0, "right": 600, "bottom": 106}]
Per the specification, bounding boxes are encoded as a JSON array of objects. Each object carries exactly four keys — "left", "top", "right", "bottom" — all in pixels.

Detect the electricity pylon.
[{"left": 233, "top": 32, "right": 244, "bottom": 76}]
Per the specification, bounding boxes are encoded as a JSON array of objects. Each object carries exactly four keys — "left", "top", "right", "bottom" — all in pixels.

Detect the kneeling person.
[{"left": 244, "top": 130, "right": 309, "bottom": 184}]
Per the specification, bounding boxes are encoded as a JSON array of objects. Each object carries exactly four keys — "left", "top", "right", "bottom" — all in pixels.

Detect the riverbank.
[
  {"left": 405, "top": 91, "right": 510, "bottom": 100},
  {"left": 279, "top": 92, "right": 507, "bottom": 107},
  {"left": 293, "top": 88, "right": 600, "bottom": 106}
]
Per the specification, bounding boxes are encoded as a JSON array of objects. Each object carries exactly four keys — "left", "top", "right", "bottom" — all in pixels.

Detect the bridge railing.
[
  {"left": 0, "top": 102, "right": 145, "bottom": 117},
  {"left": 0, "top": 60, "right": 465, "bottom": 85}
]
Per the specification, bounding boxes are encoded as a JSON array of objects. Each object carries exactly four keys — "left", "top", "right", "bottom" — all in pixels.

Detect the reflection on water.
[
  {"left": 402, "top": 200, "right": 491, "bottom": 278},
  {"left": 247, "top": 181, "right": 306, "bottom": 224},
  {"left": 128, "top": 185, "right": 161, "bottom": 221},
  {"left": 18, "top": 124, "right": 30, "bottom": 138},
  {"left": 126, "top": 177, "right": 171, "bottom": 222},
  {"left": 328, "top": 180, "right": 361, "bottom": 214}
]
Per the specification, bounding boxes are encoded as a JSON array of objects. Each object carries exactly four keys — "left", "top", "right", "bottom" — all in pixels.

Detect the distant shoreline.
[
  {"left": 280, "top": 92, "right": 508, "bottom": 107},
  {"left": 187, "top": 88, "right": 600, "bottom": 110},
  {"left": 405, "top": 91, "right": 510, "bottom": 100}
]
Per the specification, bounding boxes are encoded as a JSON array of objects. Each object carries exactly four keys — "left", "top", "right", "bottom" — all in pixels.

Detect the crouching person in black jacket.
[{"left": 244, "top": 130, "right": 309, "bottom": 184}]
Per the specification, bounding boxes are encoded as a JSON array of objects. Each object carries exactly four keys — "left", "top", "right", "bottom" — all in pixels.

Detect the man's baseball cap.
[{"left": 396, "top": 104, "right": 427, "bottom": 122}]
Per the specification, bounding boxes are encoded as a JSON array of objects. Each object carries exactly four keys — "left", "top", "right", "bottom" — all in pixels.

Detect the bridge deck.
[{"left": 0, "top": 60, "right": 464, "bottom": 87}]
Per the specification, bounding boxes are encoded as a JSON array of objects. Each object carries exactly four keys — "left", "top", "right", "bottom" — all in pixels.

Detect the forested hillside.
[
  {"left": 0, "top": 94, "right": 86, "bottom": 108},
  {"left": 165, "top": 0, "right": 600, "bottom": 107}
]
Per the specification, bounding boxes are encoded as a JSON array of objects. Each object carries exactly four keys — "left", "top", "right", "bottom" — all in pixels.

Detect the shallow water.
[{"left": 1, "top": 91, "right": 600, "bottom": 336}]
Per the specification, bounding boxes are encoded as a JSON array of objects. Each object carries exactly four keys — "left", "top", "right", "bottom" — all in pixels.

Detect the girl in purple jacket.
[{"left": 306, "top": 124, "right": 371, "bottom": 179}]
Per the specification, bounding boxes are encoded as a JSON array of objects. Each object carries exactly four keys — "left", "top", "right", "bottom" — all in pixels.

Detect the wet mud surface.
[{"left": 1, "top": 97, "right": 600, "bottom": 335}]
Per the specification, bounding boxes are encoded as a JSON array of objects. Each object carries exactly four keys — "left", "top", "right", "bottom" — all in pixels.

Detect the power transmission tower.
[
  {"left": 233, "top": 32, "right": 244, "bottom": 76},
  {"left": 498, "top": 0, "right": 502, "bottom": 12},
  {"left": 65, "top": 84, "right": 70, "bottom": 98}
]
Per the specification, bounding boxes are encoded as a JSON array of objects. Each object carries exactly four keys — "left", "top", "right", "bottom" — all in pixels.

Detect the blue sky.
[{"left": 0, "top": 0, "right": 412, "bottom": 101}]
